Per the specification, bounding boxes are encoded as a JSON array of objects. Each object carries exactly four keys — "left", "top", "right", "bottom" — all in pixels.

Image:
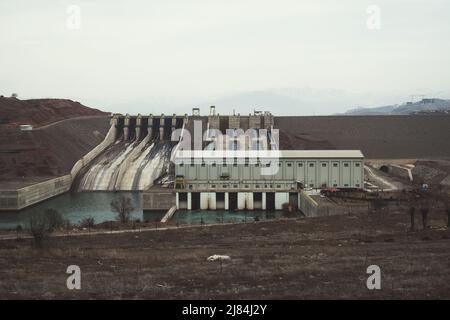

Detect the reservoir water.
[
  {"left": 0, "top": 192, "right": 154, "bottom": 230},
  {"left": 0, "top": 191, "right": 298, "bottom": 230},
  {"left": 172, "top": 210, "right": 294, "bottom": 225}
]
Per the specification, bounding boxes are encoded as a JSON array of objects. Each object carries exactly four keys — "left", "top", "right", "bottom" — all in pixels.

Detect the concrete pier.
[
  {"left": 123, "top": 114, "right": 130, "bottom": 141},
  {"left": 159, "top": 114, "right": 165, "bottom": 141},
  {"left": 148, "top": 114, "right": 153, "bottom": 139},
  {"left": 135, "top": 114, "right": 142, "bottom": 140},
  {"left": 171, "top": 114, "right": 177, "bottom": 135},
  {"left": 175, "top": 190, "right": 299, "bottom": 211}
]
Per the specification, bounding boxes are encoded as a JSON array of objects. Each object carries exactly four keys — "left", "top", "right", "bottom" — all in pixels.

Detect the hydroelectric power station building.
[{"left": 173, "top": 149, "right": 364, "bottom": 211}]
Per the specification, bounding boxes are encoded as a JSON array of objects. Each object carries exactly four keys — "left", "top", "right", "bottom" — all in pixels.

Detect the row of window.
[
  {"left": 190, "top": 184, "right": 292, "bottom": 189},
  {"left": 186, "top": 182, "right": 360, "bottom": 189},
  {"left": 179, "top": 162, "right": 361, "bottom": 168}
]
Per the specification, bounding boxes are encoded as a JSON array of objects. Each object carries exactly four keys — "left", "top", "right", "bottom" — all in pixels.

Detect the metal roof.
[
  {"left": 174, "top": 150, "right": 364, "bottom": 159},
  {"left": 278, "top": 150, "right": 364, "bottom": 158}
]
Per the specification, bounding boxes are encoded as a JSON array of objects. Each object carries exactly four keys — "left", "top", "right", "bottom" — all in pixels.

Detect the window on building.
[
  {"left": 245, "top": 185, "right": 249, "bottom": 188},
  {"left": 276, "top": 184, "right": 281, "bottom": 188},
  {"left": 355, "top": 163, "right": 360, "bottom": 167},
  {"left": 212, "top": 163, "right": 216, "bottom": 167},
  {"left": 255, "top": 185, "right": 260, "bottom": 188},
  {"left": 287, "top": 162, "right": 292, "bottom": 167},
  {"left": 309, "top": 163, "right": 314, "bottom": 167},
  {"left": 309, "top": 183, "right": 314, "bottom": 187},
  {"left": 298, "top": 163, "right": 303, "bottom": 167},
  {"left": 190, "top": 163, "right": 195, "bottom": 167},
  {"left": 333, "top": 184, "right": 338, "bottom": 187},
  {"left": 322, "top": 163, "right": 327, "bottom": 167},
  {"left": 233, "top": 184, "right": 238, "bottom": 188},
  {"left": 201, "top": 162, "right": 205, "bottom": 167},
  {"left": 344, "top": 184, "right": 349, "bottom": 187},
  {"left": 344, "top": 163, "right": 349, "bottom": 167},
  {"left": 333, "top": 163, "right": 338, "bottom": 167},
  {"left": 355, "top": 184, "right": 360, "bottom": 187},
  {"left": 222, "top": 185, "right": 227, "bottom": 188},
  {"left": 211, "top": 184, "right": 216, "bottom": 188}
]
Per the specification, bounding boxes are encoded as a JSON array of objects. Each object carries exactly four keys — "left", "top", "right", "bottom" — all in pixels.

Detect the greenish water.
[
  {"left": 0, "top": 191, "right": 297, "bottom": 230},
  {"left": 0, "top": 192, "right": 163, "bottom": 230},
  {"left": 172, "top": 210, "right": 297, "bottom": 225}
]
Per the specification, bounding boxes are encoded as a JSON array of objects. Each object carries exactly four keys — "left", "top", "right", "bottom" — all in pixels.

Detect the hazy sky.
[{"left": 1, "top": 0, "right": 450, "bottom": 115}]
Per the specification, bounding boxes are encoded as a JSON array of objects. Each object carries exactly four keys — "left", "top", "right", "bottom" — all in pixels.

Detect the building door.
[
  {"left": 266, "top": 192, "right": 275, "bottom": 210},
  {"left": 229, "top": 193, "right": 238, "bottom": 211}
]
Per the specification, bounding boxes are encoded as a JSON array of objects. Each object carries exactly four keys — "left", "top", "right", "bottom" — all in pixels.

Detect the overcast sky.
[{"left": 1, "top": 0, "right": 450, "bottom": 115}]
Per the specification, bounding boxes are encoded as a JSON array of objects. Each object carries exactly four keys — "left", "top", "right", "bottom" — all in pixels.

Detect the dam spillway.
[{"left": 73, "top": 114, "right": 185, "bottom": 191}]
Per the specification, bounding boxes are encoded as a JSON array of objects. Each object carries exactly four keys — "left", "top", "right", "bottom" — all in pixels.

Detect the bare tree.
[
  {"left": 28, "top": 209, "right": 63, "bottom": 248},
  {"left": 80, "top": 216, "right": 95, "bottom": 231},
  {"left": 111, "top": 196, "right": 134, "bottom": 224},
  {"left": 436, "top": 187, "right": 450, "bottom": 228},
  {"left": 419, "top": 197, "right": 430, "bottom": 230},
  {"left": 15, "top": 225, "right": 22, "bottom": 240},
  {"left": 45, "top": 208, "right": 64, "bottom": 232},
  {"left": 409, "top": 206, "right": 416, "bottom": 231}
]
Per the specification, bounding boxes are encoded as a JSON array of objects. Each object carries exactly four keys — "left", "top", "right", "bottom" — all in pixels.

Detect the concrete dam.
[{"left": 73, "top": 114, "right": 185, "bottom": 191}]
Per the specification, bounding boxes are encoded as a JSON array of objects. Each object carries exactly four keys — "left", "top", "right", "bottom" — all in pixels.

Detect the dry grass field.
[{"left": 0, "top": 207, "right": 449, "bottom": 299}]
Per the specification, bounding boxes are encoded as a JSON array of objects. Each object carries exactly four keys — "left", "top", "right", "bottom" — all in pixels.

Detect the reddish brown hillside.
[
  {"left": 0, "top": 97, "right": 110, "bottom": 189},
  {"left": 0, "top": 97, "right": 106, "bottom": 128}
]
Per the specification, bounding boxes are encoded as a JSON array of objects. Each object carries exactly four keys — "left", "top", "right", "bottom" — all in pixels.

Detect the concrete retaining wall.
[
  {"left": 299, "top": 191, "right": 319, "bottom": 217},
  {"left": 143, "top": 191, "right": 176, "bottom": 211},
  {"left": 0, "top": 175, "right": 72, "bottom": 210}
]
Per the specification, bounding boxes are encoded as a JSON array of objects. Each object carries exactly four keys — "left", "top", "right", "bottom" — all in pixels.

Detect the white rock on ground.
[{"left": 207, "top": 255, "right": 231, "bottom": 262}]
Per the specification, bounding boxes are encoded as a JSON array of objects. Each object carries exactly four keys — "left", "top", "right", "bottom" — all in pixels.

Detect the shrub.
[
  {"left": 111, "top": 196, "right": 134, "bottom": 224},
  {"left": 80, "top": 216, "right": 95, "bottom": 229},
  {"left": 28, "top": 209, "right": 63, "bottom": 248}
]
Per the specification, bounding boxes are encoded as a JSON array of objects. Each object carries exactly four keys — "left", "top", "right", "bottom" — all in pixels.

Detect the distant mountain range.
[
  {"left": 104, "top": 88, "right": 412, "bottom": 116},
  {"left": 341, "top": 98, "right": 450, "bottom": 115}
]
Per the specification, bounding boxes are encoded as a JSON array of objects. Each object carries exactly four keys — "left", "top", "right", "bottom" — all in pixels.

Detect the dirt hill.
[
  {"left": 0, "top": 97, "right": 106, "bottom": 128},
  {"left": 0, "top": 98, "right": 110, "bottom": 188},
  {"left": 276, "top": 115, "right": 450, "bottom": 159}
]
